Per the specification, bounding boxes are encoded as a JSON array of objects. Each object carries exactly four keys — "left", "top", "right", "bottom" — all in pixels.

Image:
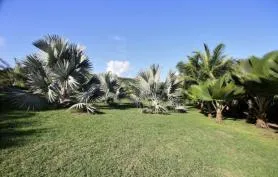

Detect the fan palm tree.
[
  {"left": 22, "top": 35, "right": 92, "bottom": 106},
  {"left": 162, "top": 71, "right": 182, "bottom": 107},
  {"left": 132, "top": 64, "right": 165, "bottom": 113},
  {"left": 233, "top": 51, "right": 278, "bottom": 128},
  {"left": 98, "top": 72, "right": 120, "bottom": 104},
  {"left": 189, "top": 75, "right": 244, "bottom": 123},
  {"left": 69, "top": 74, "right": 104, "bottom": 113},
  {"left": 132, "top": 65, "right": 182, "bottom": 114}
]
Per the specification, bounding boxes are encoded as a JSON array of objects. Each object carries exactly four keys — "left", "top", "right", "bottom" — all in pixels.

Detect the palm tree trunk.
[
  {"left": 212, "top": 101, "right": 224, "bottom": 123},
  {"left": 216, "top": 108, "right": 223, "bottom": 123},
  {"left": 256, "top": 116, "right": 268, "bottom": 128},
  {"left": 207, "top": 102, "right": 212, "bottom": 119},
  {"left": 253, "top": 96, "right": 270, "bottom": 128}
]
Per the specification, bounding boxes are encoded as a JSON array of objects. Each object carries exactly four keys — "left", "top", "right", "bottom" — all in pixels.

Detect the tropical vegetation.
[
  {"left": 1, "top": 34, "right": 278, "bottom": 177},
  {"left": 1, "top": 35, "right": 278, "bottom": 127}
]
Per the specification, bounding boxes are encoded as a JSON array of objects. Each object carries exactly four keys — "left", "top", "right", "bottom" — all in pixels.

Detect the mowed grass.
[{"left": 1, "top": 106, "right": 278, "bottom": 177}]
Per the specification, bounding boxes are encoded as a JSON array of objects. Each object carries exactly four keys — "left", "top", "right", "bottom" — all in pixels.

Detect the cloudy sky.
[{"left": 0, "top": 0, "right": 278, "bottom": 78}]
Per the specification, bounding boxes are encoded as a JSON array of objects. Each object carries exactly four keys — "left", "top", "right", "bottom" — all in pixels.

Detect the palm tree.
[
  {"left": 189, "top": 75, "right": 244, "bottom": 123},
  {"left": 176, "top": 54, "right": 202, "bottom": 85},
  {"left": 22, "top": 35, "right": 92, "bottom": 106},
  {"left": 233, "top": 51, "right": 278, "bottom": 128},
  {"left": 177, "top": 43, "right": 233, "bottom": 83},
  {"left": 7, "top": 34, "right": 100, "bottom": 111},
  {"left": 98, "top": 72, "right": 120, "bottom": 104},
  {"left": 131, "top": 64, "right": 165, "bottom": 113},
  {"left": 132, "top": 65, "right": 182, "bottom": 114},
  {"left": 162, "top": 71, "right": 182, "bottom": 107},
  {"left": 177, "top": 43, "right": 233, "bottom": 112},
  {"left": 69, "top": 75, "right": 104, "bottom": 113}
]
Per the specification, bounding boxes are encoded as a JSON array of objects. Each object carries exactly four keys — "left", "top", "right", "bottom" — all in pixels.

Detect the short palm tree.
[
  {"left": 233, "top": 51, "right": 278, "bottom": 128},
  {"left": 132, "top": 65, "right": 182, "bottom": 114},
  {"left": 69, "top": 74, "right": 104, "bottom": 113},
  {"left": 162, "top": 71, "right": 182, "bottom": 107},
  {"left": 189, "top": 75, "right": 244, "bottom": 123},
  {"left": 98, "top": 72, "right": 120, "bottom": 104}
]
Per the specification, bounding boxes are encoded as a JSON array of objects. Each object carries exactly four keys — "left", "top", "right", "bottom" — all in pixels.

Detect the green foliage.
[
  {"left": 232, "top": 51, "right": 278, "bottom": 127},
  {"left": 233, "top": 51, "right": 278, "bottom": 96},
  {"left": 177, "top": 43, "right": 233, "bottom": 87},
  {"left": 0, "top": 58, "right": 26, "bottom": 88},
  {"left": 189, "top": 75, "right": 244, "bottom": 102},
  {"left": 189, "top": 75, "right": 244, "bottom": 122}
]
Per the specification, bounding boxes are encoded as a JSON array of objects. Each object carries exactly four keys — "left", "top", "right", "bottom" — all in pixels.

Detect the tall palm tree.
[
  {"left": 177, "top": 43, "right": 233, "bottom": 84},
  {"left": 233, "top": 51, "right": 278, "bottom": 128}
]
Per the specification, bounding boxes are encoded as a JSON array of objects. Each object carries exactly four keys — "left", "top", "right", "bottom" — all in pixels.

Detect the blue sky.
[{"left": 0, "top": 0, "right": 278, "bottom": 77}]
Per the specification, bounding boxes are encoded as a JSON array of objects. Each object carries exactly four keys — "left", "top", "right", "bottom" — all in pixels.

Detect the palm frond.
[
  {"left": 7, "top": 88, "right": 48, "bottom": 110},
  {"left": 69, "top": 103, "right": 97, "bottom": 114}
]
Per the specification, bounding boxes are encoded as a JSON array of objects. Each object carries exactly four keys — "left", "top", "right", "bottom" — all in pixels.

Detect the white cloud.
[
  {"left": 0, "top": 36, "right": 5, "bottom": 47},
  {"left": 112, "top": 35, "right": 124, "bottom": 41},
  {"left": 106, "top": 60, "right": 130, "bottom": 76}
]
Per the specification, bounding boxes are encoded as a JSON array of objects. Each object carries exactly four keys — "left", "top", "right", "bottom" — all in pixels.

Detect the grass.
[{"left": 1, "top": 106, "right": 278, "bottom": 177}]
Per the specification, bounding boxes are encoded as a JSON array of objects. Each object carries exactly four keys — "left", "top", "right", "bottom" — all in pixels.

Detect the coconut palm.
[
  {"left": 21, "top": 35, "right": 92, "bottom": 106},
  {"left": 233, "top": 51, "right": 278, "bottom": 128},
  {"left": 98, "top": 72, "right": 120, "bottom": 104},
  {"left": 177, "top": 43, "right": 233, "bottom": 84},
  {"left": 176, "top": 54, "right": 202, "bottom": 85},
  {"left": 189, "top": 75, "right": 244, "bottom": 123}
]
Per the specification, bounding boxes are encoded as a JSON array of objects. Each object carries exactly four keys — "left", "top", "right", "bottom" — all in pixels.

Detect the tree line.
[{"left": 1, "top": 35, "right": 278, "bottom": 129}]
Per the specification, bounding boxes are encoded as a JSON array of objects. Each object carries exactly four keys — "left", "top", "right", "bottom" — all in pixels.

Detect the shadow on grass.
[
  {"left": 0, "top": 111, "right": 47, "bottom": 149},
  {"left": 97, "top": 103, "right": 136, "bottom": 110}
]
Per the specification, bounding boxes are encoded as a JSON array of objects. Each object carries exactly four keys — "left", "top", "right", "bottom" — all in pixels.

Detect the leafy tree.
[
  {"left": 233, "top": 51, "right": 278, "bottom": 128},
  {"left": 189, "top": 75, "right": 244, "bottom": 123}
]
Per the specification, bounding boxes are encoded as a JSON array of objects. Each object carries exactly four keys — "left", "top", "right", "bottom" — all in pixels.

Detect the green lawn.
[{"left": 1, "top": 106, "right": 278, "bottom": 177}]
